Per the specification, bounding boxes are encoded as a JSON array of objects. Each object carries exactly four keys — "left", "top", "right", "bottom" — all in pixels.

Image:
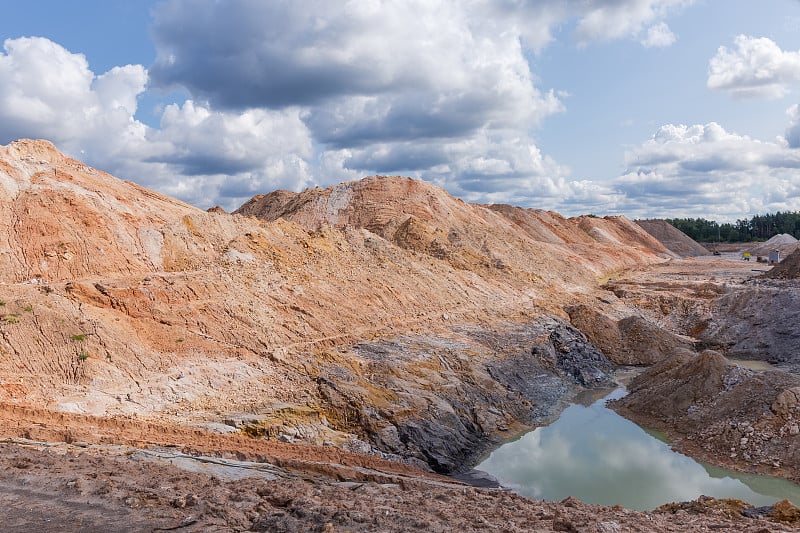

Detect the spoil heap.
[
  {"left": 764, "top": 248, "right": 800, "bottom": 279},
  {"left": 612, "top": 350, "right": 800, "bottom": 482},
  {"left": 635, "top": 219, "right": 709, "bottom": 257},
  {"left": 748, "top": 233, "right": 799, "bottom": 257},
  {"left": 2, "top": 139, "right": 798, "bottom": 530}
]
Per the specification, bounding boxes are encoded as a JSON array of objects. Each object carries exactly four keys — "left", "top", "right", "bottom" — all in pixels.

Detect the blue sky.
[{"left": 1, "top": 0, "right": 800, "bottom": 221}]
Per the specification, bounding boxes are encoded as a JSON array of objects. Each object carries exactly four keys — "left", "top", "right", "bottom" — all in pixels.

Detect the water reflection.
[{"left": 477, "top": 388, "right": 800, "bottom": 510}]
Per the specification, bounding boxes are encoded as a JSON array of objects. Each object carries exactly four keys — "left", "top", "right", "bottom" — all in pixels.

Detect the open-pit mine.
[{"left": 1, "top": 139, "right": 800, "bottom": 531}]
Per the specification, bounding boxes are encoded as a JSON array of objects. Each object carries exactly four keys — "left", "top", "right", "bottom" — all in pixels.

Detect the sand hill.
[
  {"left": 0, "top": 141, "right": 668, "bottom": 470},
  {"left": 235, "top": 175, "right": 673, "bottom": 284},
  {"left": 764, "top": 248, "right": 800, "bottom": 279},
  {"left": 748, "top": 233, "right": 800, "bottom": 258},
  {"left": 2, "top": 140, "right": 800, "bottom": 529},
  {"left": 634, "top": 219, "right": 709, "bottom": 257}
]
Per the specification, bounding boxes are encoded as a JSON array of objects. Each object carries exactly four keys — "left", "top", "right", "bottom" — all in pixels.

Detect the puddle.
[
  {"left": 727, "top": 358, "right": 775, "bottom": 371},
  {"left": 476, "top": 388, "right": 800, "bottom": 511}
]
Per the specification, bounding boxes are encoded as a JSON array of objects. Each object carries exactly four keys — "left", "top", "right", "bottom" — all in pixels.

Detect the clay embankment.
[{"left": 0, "top": 140, "right": 667, "bottom": 475}]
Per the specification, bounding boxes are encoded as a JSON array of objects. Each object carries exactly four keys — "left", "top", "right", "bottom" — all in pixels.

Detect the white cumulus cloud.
[
  {"left": 145, "top": 101, "right": 315, "bottom": 206},
  {"left": 0, "top": 1, "right": 715, "bottom": 214},
  {"left": 616, "top": 121, "right": 800, "bottom": 220},
  {"left": 641, "top": 22, "right": 677, "bottom": 48},
  {"left": 573, "top": 0, "right": 692, "bottom": 47},
  {"left": 147, "top": 0, "right": 577, "bottom": 207},
  {"left": 0, "top": 37, "right": 316, "bottom": 211},
  {"left": 0, "top": 37, "right": 148, "bottom": 156},
  {"left": 707, "top": 35, "right": 800, "bottom": 99},
  {"left": 146, "top": 0, "right": 693, "bottom": 210}
]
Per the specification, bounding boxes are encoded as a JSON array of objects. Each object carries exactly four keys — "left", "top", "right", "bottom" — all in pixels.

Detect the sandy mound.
[
  {"left": 0, "top": 139, "right": 197, "bottom": 282},
  {"left": 236, "top": 175, "right": 671, "bottom": 284},
  {"left": 566, "top": 305, "right": 694, "bottom": 365},
  {"left": 763, "top": 248, "right": 800, "bottom": 279},
  {"left": 0, "top": 140, "right": 672, "bottom": 476},
  {"left": 618, "top": 350, "right": 729, "bottom": 417},
  {"left": 612, "top": 350, "right": 800, "bottom": 481},
  {"left": 635, "top": 219, "right": 709, "bottom": 257},
  {"left": 748, "top": 233, "right": 800, "bottom": 258}
]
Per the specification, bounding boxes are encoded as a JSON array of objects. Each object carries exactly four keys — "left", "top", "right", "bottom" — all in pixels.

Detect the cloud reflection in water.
[{"left": 477, "top": 389, "right": 800, "bottom": 510}]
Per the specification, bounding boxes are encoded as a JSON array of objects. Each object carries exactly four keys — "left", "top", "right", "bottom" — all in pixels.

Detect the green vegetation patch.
[
  {"left": 666, "top": 210, "right": 800, "bottom": 243},
  {"left": 2, "top": 314, "right": 20, "bottom": 324}
]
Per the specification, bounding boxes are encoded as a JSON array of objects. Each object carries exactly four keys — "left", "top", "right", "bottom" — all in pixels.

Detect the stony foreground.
[{"left": 2, "top": 440, "right": 798, "bottom": 532}]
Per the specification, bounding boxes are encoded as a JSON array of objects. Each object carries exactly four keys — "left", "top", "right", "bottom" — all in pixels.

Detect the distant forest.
[{"left": 665, "top": 211, "right": 800, "bottom": 242}]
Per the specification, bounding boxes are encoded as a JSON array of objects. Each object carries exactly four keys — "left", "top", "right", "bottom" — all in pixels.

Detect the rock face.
[
  {"left": 531, "top": 317, "right": 616, "bottom": 388},
  {"left": 634, "top": 219, "right": 708, "bottom": 257},
  {"left": 698, "top": 282, "right": 800, "bottom": 370},
  {"left": 289, "top": 316, "right": 615, "bottom": 474},
  {"left": 0, "top": 140, "right": 667, "bottom": 475}
]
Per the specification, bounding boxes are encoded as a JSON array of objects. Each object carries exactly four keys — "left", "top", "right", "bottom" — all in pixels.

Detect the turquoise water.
[{"left": 477, "top": 388, "right": 800, "bottom": 511}]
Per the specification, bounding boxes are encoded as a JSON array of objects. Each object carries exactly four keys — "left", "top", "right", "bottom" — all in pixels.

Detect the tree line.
[{"left": 664, "top": 211, "right": 800, "bottom": 242}]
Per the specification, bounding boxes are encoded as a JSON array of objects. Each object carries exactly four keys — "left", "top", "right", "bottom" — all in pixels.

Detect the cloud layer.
[
  {"left": 2, "top": 0, "right": 799, "bottom": 221},
  {"left": 144, "top": 0, "right": 696, "bottom": 209},
  {"left": 616, "top": 121, "right": 800, "bottom": 220},
  {"left": 787, "top": 104, "right": 800, "bottom": 149},
  {"left": 0, "top": 36, "right": 316, "bottom": 209},
  {"left": 0, "top": 37, "right": 147, "bottom": 157}
]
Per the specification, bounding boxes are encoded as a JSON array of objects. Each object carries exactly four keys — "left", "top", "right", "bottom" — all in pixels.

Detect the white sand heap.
[{"left": 748, "top": 233, "right": 799, "bottom": 257}]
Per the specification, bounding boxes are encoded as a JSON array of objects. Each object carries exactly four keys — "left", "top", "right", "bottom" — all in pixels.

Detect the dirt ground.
[
  {"left": 3, "top": 142, "right": 800, "bottom": 531},
  {"left": 605, "top": 255, "right": 800, "bottom": 482},
  {"left": 1, "top": 439, "right": 797, "bottom": 532}
]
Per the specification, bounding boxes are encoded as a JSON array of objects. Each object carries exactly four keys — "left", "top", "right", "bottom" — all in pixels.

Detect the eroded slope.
[{"left": 0, "top": 140, "right": 668, "bottom": 475}]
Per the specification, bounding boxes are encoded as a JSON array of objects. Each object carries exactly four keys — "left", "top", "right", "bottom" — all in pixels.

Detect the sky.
[{"left": 1, "top": 1, "right": 800, "bottom": 221}]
